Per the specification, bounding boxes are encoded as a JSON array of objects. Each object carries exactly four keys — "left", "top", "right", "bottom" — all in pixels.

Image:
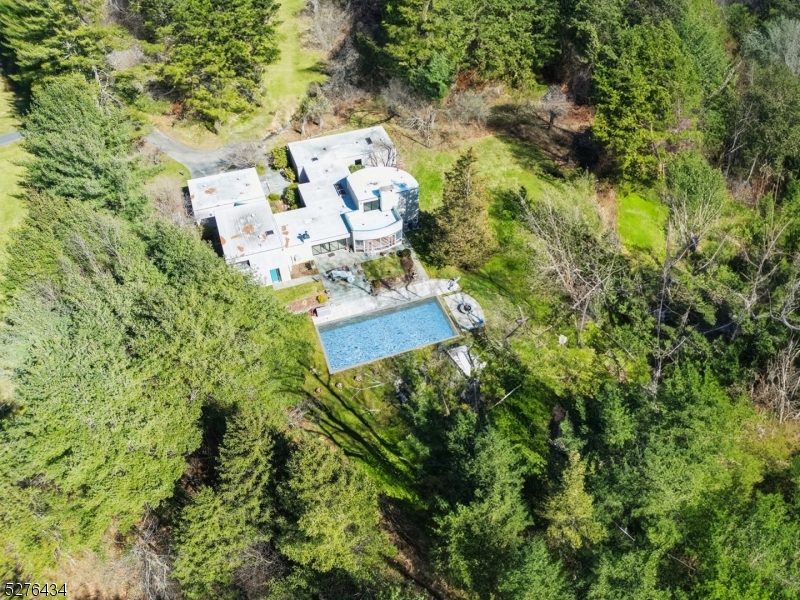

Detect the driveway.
[
  {"left": 144, "top": 128, "right": 290, "bottom": 195},
  {"left": 0, "top": 131, "right": 22, "bottom": 147},
  {"left": 144, "top": 128, "right": 233, "bottom": 177}
]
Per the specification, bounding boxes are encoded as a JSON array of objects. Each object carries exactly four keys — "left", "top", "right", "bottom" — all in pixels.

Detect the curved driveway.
[{"left": 145, "top": 128, "right": 233, "bottom": 177}]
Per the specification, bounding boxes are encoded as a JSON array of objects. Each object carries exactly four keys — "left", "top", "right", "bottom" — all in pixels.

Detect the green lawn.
[
  {"left": 398, "top": 134, "right": 547, "bottom": 213},
  {"left": 0, "top": 80, "right": 19, "bottom": 136},
  {"left": 0, "top": 143, "right": 27, "bottom": 293},
  {"left": 362, "top": 255, "right": 404, "bottom": 280},
  {"left": 618, "top": 191, "right": 668, "bottom": 257},
  {"left": 273, "top": 280, "right": 324, "bottom": 305}
]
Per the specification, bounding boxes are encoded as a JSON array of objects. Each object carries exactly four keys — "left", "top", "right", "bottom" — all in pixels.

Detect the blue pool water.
[{"left": 318, "top": 298, "right": 459, "bottom": 372}]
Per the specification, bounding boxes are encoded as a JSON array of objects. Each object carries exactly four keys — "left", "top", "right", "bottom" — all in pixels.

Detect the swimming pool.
[{"left": 317, "top": 298, "right": 459, "bottom": 372}]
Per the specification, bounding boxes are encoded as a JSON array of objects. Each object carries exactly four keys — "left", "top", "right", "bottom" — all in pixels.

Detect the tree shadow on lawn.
[{"left": 309, "top": 375, "right": 417, "bottom": 493}]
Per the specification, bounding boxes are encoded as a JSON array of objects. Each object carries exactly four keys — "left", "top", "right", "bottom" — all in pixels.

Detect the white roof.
[
  {"left": 188, "top": 168, "right": 264, "bottom": 214},
  {"left": 346, "top": 167, "right": 419, "bottom": 204},
  {"left": 344, "top": 207, "right": 401, "bottom": 232},
  {"left": 216, "top": 202, "right": 282, "bottom": 260},
  {"left": 274, "top": 205, "right": 351, "bottom": 249},
  {"left": 302, "top": 162, "right": 351, "bottom": 184},
  {"left": 288, "top": 126, "right": 394, "bottom": 174},
  {"left": 297, "top": 179, "right": 354, "bottom": 210}
]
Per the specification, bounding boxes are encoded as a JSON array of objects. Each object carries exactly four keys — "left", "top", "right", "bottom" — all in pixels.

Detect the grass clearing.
[
  {"left": 618, "top": 191, "right": 668, "bottom": 257},
  {"left": 396, "top": 133, "right": 547, "bottom": 213},
  {"left": 298, "top": 316, "right": 425, "bottom": 503},
  {"left": 273, "top": 280, "right": 324, "bottom": 305},
  {"left": 0, "top": 80, "right": 19, "bottom": 136},
  {"left": 146, "top": 0, "right": 325, "bottom": 148},
  {"left": 363, "top": 255, "right": 404, "bottom": 280}
]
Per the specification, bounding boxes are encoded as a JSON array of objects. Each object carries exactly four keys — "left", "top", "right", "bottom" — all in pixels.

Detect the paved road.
[
  {"left": 0, "top": 130, "right": 22, "bottom": 147},
  {"left": 145, "top": 127, "right": 290, "bottom": 194},
  {"left": 145, "top": 128, "right": 232, "bottom": 178}
]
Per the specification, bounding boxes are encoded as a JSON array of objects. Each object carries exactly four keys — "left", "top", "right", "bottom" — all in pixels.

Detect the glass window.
[
  {"left": 270, "top": 268, "right": 282, "bottom": 283},
  {"left": 313, "top": 239, "right": 348, "bottom": 255},
  {"left": 363, "top": 200, "right": 380, "bottom": 212}
]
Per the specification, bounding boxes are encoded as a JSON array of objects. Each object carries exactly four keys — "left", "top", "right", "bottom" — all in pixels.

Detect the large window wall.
[
  {"left": 354, "top": 229, "right": 403, "bottom": 252},
  {"left": 312, "top": 238, "right": 349, "bottom": 255}
]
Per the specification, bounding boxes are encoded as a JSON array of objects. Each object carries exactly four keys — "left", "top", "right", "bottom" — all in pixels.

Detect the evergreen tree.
[
  {"left": 430, "top": 149, "right": 496, "bottom": 269},
  {"left": 434, "top": 430, "right": 533, "bottom": 597},
  {"left": 21, "top": 75, "right": 145, "bottom": 216},
  {"left": 278, "top": 438, "right": 395, "bottom": 582},
  {"left": 158, "top": 0, "right": 281, "bottom": 123},
  {"left": 543, "top": 451, "right": 605, "bottom": 552},
  {"left": 172, "top": 404, "right": 279, "bottom": 598},
  {"left": 593, "top": 20, "right": 699, "bottom": 179},
  {"left": 0, "top": 0, "right": 110, "bottom": 91}
]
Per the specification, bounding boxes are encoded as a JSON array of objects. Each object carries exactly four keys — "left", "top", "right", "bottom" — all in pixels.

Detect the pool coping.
[{"left": 314, "top": 296, "right": 461, "bottom": 374}]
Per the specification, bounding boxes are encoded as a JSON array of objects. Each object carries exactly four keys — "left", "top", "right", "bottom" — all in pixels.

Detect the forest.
[{"left": 1, "top": 0, "right": 800, "bottom": 598}]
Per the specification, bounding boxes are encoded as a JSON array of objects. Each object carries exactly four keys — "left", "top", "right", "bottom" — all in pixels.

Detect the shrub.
[
  {"left": 268, "top": 192, "right": 281, "bottom": 203},
  {"left": 284, "top": 183, "right": 300, "bottom": 209},
  {"left": 349, "top": 164, "right": 365, "bottom": 173},
  {"left": 271, "top": 146, "right": 288, "bottom": 169},
  {"left": 398, "top": 248, "right": 412, "bottom": 258},
  {"left": 317, "top": 295, "right": 327, "bottom": 304}
]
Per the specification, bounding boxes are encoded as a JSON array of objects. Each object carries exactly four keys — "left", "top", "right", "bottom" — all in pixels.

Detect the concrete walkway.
[
  {"left": 0, "top": 130, "right": 22, "bottom": 146},
  {"left": 312, "top": 279, "right": 460, "bottom": 325}
]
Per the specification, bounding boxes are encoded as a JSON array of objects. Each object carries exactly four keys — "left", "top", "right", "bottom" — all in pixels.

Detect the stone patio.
[
  {"left": 442, "top": 293, "right": 485, "bottom": 330},
  {"left": 280, "top": 243, "right": 430, "bottom": 307},
  {"left": 312, "top": 278, "right": 461, "bottom": 325}
]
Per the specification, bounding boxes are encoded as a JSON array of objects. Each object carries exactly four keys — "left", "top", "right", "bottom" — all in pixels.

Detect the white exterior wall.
[{"left": 351, "top": 222, "right": 404, "bottom": 242}]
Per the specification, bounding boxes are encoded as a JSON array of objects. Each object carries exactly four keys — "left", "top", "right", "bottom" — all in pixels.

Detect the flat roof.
[
  {"left": 298, "top": 178, "right": 355, "bottom": 210},
  {"left": 287, "top": 126, "right": 394, "bottom": 172},
  {"left": 346, "top": 167, "right": 419, "bottom": 204},
  {"left": 274, "top": 204, "right": 351, "bottom": 249},
  {"left": 188, "top": 168, "right": 265, "bottom": 214},
  {"left": 215, "top": 202, "right": 282, "bottom": 260},
  {"left": 344, "top": 207, "right": 402, "bottom": 232},
  {"left": 303, "top": 162, "right": 351, "bottom": 184}
]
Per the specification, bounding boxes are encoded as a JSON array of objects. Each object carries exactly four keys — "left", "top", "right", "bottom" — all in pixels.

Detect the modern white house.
[{"left": 187, "top": 126, "right": 420, "bottom": 285}]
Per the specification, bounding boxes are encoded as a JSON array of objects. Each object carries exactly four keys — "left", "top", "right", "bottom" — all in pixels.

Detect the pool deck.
[{"left": 312, "top": 278, "right": 461, "bottom": 325}]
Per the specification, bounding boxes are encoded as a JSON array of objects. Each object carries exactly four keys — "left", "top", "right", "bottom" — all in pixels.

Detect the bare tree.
[
  {"left": 322, "top": 37, "right": 363, "bottom": 103},
  {"left": 367, "top": 140, "right": 399, "bottom": 167},
  {"left": 219, "top": 142, "right": 263, "bottom": 171},
  {"left": 536, "top": 85, "right": 571, "bottom": 130},
  {"left": 752, "top": 338, "right": 800, "bottom": 423},
  {"left": 231, "top": 540, "right": 287, "bottom": 599},
  {"left": 306, "top": 0, "right": 352, "bottom": 54},
  {"left": 447, "top": 90, "right": 491, "bottom": 127},
  {"left": 517, "top": 179, "right": 622, "bottom": 340},
  {"left": 733, "top": 203, "right": 791, "bottom": 319},
  {"left": 126, "top": 509, "right": 179, "bottom": 600},
  {"left": 381, "top": 78, "right": 426, "bottom": 116}
]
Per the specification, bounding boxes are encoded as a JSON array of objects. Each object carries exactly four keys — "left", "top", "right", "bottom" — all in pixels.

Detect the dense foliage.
[{"left": 3, "top": 0, "right": 800, "bottom": 598}]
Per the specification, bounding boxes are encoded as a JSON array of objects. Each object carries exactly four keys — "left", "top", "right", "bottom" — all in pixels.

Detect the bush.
[
  {"left": 317, "top": 295, "right": 327, "bottom": 304},
  {"left": 398, "top": 248, "right": 411, "bottom": 258},
  {"left": 271, "top": 145, "right": 288, "bottom": 169},
  {"left": 349, "top": 164, "right": 365, "bottom": 173},
  {"left": 284, "top": 183, "right": 300, "bottom": 209},
  {"left": 268, "top": 192, "right": 281, "bottom": 203}
]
